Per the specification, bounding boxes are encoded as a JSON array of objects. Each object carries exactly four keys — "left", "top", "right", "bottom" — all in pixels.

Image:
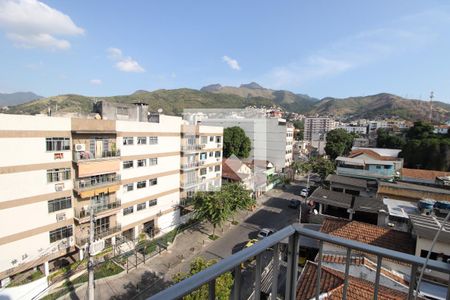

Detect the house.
[
  {"left": 325, "top": 174, "right": 372, "bottom": 197},
  {"left": 377, "top": 181, "right": 450, "bottom": 202},
  {"left": 400, "top": 168, "right": 450, "bottom": 186},
  {"left": 221, "top": 157, "right": 253, "bottom": 191},
  {"left": 296, "top": 261, "right": 412, "bottom": 299},
  {"left": 336, "top": 148, "right": 403, "bottom": 181}
]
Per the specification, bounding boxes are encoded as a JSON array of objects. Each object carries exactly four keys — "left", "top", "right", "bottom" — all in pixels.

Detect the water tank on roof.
[{"left": 418, "top": 199, "right": 435, "bottom": 215}]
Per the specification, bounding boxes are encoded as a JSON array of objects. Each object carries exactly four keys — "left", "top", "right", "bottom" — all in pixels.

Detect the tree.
[
  {"left": 406, "top": 121, "right": 434, "bottom": 140},
  {"left": 376, "top": 129, "right": 405, "bottom": 149},
  {"left": 193, "top": 191, "right": 230, "bottom": 238},
  {"left": 293, "top": 120, "right": 304, "bottom": 140},
  {"left": 221, "top": 183, "right": 255, "bottom": 223},
  {"left": 223, "top": 127, "right": 251, "bottom": 158},
  {"left": 324, "top": 129, "right": 354, "bottom": 160},
  {"left": 293, "top": 157, "right": 335, "bottom": 181},
  {"left": 173, "top": 257, "right": 233, "bottom": 300}
]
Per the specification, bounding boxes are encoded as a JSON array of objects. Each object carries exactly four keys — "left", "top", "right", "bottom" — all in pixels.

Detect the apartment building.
[
  {"left": 200, "top": 117, "right": 293, "bottom": 171},
  {"left": 180, "top": 124, "right": 223, "bottom": 206},
  {"left": 0, "top": 109, "right": 223, "bottom": 285},
  {"left": 303, "top": 117, "right": 335, "bottom": 141}
]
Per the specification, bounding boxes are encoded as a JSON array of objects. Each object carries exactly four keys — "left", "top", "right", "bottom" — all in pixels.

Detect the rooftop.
[
  {"left": 382, "top": 198, "right": 418, "bottom": 219},
  {"left": 351, "top": 147, "right": 402, "bottom": 158},
  {"left": 401, "top": 167, "right": 450, "bottom": 182},
  {"left": 326, "top": 174, "right": 368, "bottom": 189},
  {"left": 409, "top": 214, "right": 450, "bottom": 243},
  {"left": 378, "top": 181, "right": 450, "bottom": 201},
  {"left": 296, "top": 261, "right": 411, "bottom": 300},
  {"left": 320, "top": 218, "right": 415, "bottom": 254}
]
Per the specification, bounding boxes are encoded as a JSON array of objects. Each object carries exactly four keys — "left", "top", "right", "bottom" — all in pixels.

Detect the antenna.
[{"left": 429, "top": 91, "right": 434, "bottom": 123}]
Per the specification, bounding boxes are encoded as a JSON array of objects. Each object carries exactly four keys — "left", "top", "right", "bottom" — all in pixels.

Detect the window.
[
  {"left": 48, "top": 197, "right": 72, "bottom": 213},
  {"left": 137, "top": 137, "right": 147, "bottom": 145},
  {"left": 137, "top": 202, "right": 146, "bottom": 211},
  {"left": 215, "top": 151, "right": 221, "bottom": 158},
  {"left": 216, "top": 136, "right": 221, "bottom": 143},
  {"left": 149, "top": 178, "right": 157, "bottom": 186},
  {"left": 149, "top": 158, "right": 158, "bottom": 166},
  {"left": 123, "top": 183, "right": 134, "bottom": 192},
  {"left": 209, "top": 136, "right": 214, "bottom": 142},
  {"left": 95, "top": 217, "right": 110, "bottom": 235},
  {"left": 215, "top": 165, "right": 220, "bottom": 172},
  {"left": 148, "top": 199, "right": 157, "bottom": 207},
  {"left": 137, "top": 181, "right": 147, "bottom": 189},
  {"left": 49, "top": 226, "right": 73, "bottom": 243},
  {"left": 209, "top": 166, "right": 213, "bottom": 172},
  {"left": 123, "top": 137, "right": 134, "bottom": 145},
  {"left": 47, "top": 168, "right": 71, "bottom": 183},
  {"left": 209, "top": 152, "right": 213, "bottom": 157},
  {"left": 200, "top": 152, "right": 207, "bottom": 160},
  {"left": 123, "top": 160, "right": 133, "bottom": 169},
  {"left": 200, "top": 168, "right": 207, "bottom": 176},
  {"left": 137, "top": 159, "right": 147, "bottom": 167},
  {"left": 123, "top": 206, "right": 134, "bottom": 215},
  {"left": 201, "top": 136, "right": 207, "bottom": 144},
  {"left": 149, "top": 136, "right": 158, "bottom": 145},
  {"left": 46, "top": 138, "right": 70, "bottom": 151}
]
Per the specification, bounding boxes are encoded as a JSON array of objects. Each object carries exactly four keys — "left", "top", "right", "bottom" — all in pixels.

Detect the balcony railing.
[
  {"left": 75, "top": 225, "right": 122, "bottom": 246},
  {"left": 181, "top": 161, "right": 204, "bottom": 170},
  {"left": 73, "top": 150, "right": 120, "bottom": 162},
  {"left": 74, "top": 174, "right": 121, "bottom": 191},
  {"left": 180, "top": 180, "right": 200, "bottom": 189},
  {"left": 149, "top": 224, "right": 450, "bottom": 300},
  {"left": 181, "top": 144, "right": 205, "bottom": 152},
  {"left": 74, "top": 199, "right": 121, "bottom": 220}
]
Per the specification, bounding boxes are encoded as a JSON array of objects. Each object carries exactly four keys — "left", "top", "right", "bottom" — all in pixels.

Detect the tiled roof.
[
  {"left": 401, "top": 168, "right": 450, "bottom": 181},
  {"left": 326, "top": 174, "right": 368, "bottom": 189},
  {"left": 320, "top": 218, "right": 415, "bottom": 254},
  {"left": 349, "top": 149, "right": 400, "bottom": 161},
  {"left": 221, "top": 160, "right": 249, "bottom": 182},
  {"left": 296, "top": 262, "right": 411, "bottom": 300},
  {"left": 378, "top": 181, "right": 450, "bottom": 201}
]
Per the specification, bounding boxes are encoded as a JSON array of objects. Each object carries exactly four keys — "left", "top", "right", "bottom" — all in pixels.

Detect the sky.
[{"left": 1, "top": 0, "right": 450, "bottom": 102}]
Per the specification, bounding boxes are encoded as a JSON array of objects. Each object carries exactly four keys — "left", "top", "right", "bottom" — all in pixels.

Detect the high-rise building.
[
  {"left": 303, "top": 117, "right": 335, "bottom": 141},
  {"left": 0, "top": 108, "right": 223, "bottom": 285}
]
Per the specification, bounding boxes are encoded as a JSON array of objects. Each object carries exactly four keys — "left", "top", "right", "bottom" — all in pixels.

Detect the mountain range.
[
  {"left": 0, "top": 92, "right": 42, "bottom": 106},
  {"left": 2, "top": 84, "right": 450, "bottom": 122}
]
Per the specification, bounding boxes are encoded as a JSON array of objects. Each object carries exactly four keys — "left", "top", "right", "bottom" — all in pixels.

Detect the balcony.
[
  {"left": 336, "top": 166, "right": 395, "bottom": 180},
  {"left": 75, "top": 225, "right": 122, "bottom": 247},
  {"left": 73, "top": 149, "right": 120, "bottom": 162},
  {"left": 181, "top": 161, "right": 205, "bottom": 170},
  {"left": 181, "top": 144, "right": 205, "bottom": 152},
  {"left": 180, "top": 180, "right": 200, "bottom": 189},
  {"left": 74, "top": 199, "right": 121, "bottom": 222},
  {"left": 149, "top": 224, "right": 450, "bottom": 300},
  {"left": 74, "top": 174, "right": 121, "bottom": 192}
]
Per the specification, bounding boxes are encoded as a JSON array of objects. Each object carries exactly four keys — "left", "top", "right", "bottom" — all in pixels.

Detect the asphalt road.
[{"left": 202, "top": 182, "right": 307, "bottom": 262}]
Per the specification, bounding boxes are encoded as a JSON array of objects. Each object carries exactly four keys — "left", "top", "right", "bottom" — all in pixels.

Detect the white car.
[
  {"left": 257, "top": 228, "right": 275, "bottom": 240},
  {"left": 300, "top": 188, "right": 309, "bottom": 197}
]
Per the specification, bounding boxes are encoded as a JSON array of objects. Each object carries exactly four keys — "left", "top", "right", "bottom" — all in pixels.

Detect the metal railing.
[
  {"left": 181, "top": 144, "right": 205, "bottom": 152},
  {"left": 180, "top": 161, "right": 204, "bottom": 169},
  {"left": 74, "top": 174, "right": 121, "bottom": 191},
  {"left": 180, "top": 180, "right": 200, "bottom": 189},
  {"left": 73, "top": 149, "right": 120, "bottom": 162},
  {"left": 149, "top": 224, "right": 450, "bottom": 300},
  {"left": 75, "top": 225, "right": 122, "bottom": 246},
  {"left": 74, "top": 199, "right": 121, "bottom": 219}
]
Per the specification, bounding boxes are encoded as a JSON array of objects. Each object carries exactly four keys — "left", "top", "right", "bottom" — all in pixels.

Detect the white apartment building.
[
  {"left": 303, "top": 117, "right": 335, "bottom": 141},
  {"left": 337, "top": 124, "right": 368, "bottom": 135},
  {"left": 0, "top": 109, "right": 223, "bottom": 285},
  {"left": 200, "top": 118, "right": 293, "bottom": 171},
  {"left": 180, "top": 124, "right": 223, "bottom": 206}
]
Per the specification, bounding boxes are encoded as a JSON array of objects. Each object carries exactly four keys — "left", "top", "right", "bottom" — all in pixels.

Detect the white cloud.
[
  {"left": 90, "top": 79, "right": 102, "bottom": 85},
  {"left": 0, "top": 0, "right": 84, "bottom": 50},
  {"left": 264, "top": 8, "right": 450, "bottom": 89},
  {"left": 222, "top": 55, "right": 241, "bottom": 70},
  {"left": 107, "top": 47, "right": 145, "bottom": 73}
]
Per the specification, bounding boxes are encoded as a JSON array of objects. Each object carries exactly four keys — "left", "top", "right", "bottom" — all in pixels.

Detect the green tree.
[
  {"left": 324, "top": 129, "right": 354, "bottom": 159},
  {"left": 223, "top": 127, "right": 251, "bottom": 158},
  {"left": 293, "top": 120, "right": 304, "bottom": 140},
  {"left": 221, "top": 183, "right": 255, "bottom": 223},
  {"left": 376, "top": 129, "right": 405, "bottom": 149},
  {"left": 293, "top": 157, "right": 335, "bottom": 181},
  {"left": 193, "top": 191, "right": 230, "bottom": 238},
  {"left": 406, "top": 121, "right": 434, "bottom": 139},
  {"left": 173, "top": 257, "right": 233, "bottom": 300}
]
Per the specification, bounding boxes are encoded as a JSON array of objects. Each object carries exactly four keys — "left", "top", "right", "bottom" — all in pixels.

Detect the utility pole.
[
  {"left": 429, "top": 91, "right": 434, "bottom": 124},
  {"left": 87, "top": 205, "right": 95, "bottom": 300}
]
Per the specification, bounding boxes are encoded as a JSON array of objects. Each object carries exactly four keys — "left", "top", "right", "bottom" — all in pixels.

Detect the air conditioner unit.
[
  {"left": 56, "top": 213, "right": 66, "bottom": 222},
  {"left": 75, "top": 144, "right": 86, "bottom": 152},
  {"left": 55, "top": 183, "right": 64, "bottom": 191}
]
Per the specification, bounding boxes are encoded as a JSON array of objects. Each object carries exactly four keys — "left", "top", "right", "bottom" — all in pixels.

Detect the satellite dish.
[{"left": 158, "top": 108, "right": 163, "bottom": 113}]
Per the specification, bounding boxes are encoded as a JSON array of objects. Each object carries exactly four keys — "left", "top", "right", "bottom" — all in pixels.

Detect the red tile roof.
[
  {"left": 221, "top": 159, "right": 250, "bottom": 182},
  {"left": 296, "top": 262, "right": 412, "bottom": 300},
  {"left": 401, "top": 167, "right": 450, "bottom": 181},
  {"left": 349, "top": 149, "right": 400, "bottom": 161},
  {"left": 320, "top": 218, "right": 415, "bottom": 254}
]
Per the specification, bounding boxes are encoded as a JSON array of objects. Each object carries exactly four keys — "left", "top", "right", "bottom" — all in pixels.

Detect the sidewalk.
[{"left": 60, "top": 187, "right": 285, "bottom": 300}]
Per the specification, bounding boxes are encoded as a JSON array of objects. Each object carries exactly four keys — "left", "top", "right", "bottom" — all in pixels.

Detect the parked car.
[
  {"left": 241, "top": 239, "right": 259, "bottom": 268},
  {"left": 288, "top": 199, "right": 301, "bottom": 209},
  {"left": 244, "top": 239, "right": 258, "bottom": 249},
  {"left": 300, "top": 188, "right": 309, "bottom": 197},
  {"left": 257, "top": 228, "right": 275, "bottom": 240}
]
